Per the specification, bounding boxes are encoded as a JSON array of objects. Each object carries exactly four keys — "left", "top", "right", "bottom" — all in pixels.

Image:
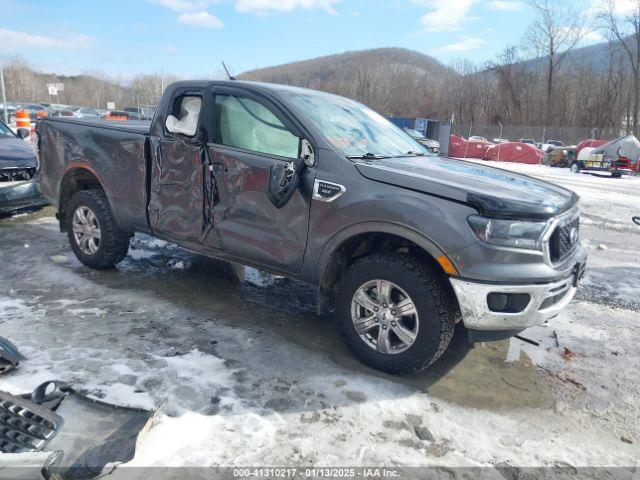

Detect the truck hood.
[{"left": 355, "top": 156, "right": 578, "bottom": 220}]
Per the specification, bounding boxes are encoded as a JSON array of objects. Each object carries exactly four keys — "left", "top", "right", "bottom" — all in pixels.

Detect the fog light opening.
[{"left": 487, "top": 292, "right": 531, "bottom": 313}]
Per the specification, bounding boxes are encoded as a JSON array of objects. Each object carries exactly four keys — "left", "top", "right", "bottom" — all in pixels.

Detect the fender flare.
[
  {"left": 316, "top": 221, "right": 447, "bottom": 286},
  {"left": 57, "top": 163, "right": 114, "bottom": 229}
]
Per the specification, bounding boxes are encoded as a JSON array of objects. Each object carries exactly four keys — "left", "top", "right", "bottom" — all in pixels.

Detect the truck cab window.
[
  {"left": 215, "top": 95, "right": 299, "bottom": 159},
  {"left": 166, "top": 95, "right": 202, "bottom": 137}
]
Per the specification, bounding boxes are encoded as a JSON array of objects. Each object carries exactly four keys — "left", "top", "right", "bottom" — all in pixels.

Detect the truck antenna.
[{"left": 222, "top": 62, "right": 236, "bottom": 81}]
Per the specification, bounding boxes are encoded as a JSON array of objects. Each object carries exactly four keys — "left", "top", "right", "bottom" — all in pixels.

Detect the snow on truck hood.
[{"left": 355, "top": 156, "right": 578, "bottom": 220}]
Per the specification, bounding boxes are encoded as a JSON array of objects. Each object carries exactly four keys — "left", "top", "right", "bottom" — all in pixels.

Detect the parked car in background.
[
  {"left": 124, "top": 106, "right": 155, "bottom": 121},
  {"left": 401, "top": 127, "right": 440, "bottom": 154},
  {"left": 0, "top": 120, "right": 35, "bottom": 181},
  {"left": 469, "top": 135, "right": 488, "bottom": 142},
  {"left": 543, "top": 146, "right": 576, "bottom": 168},
  {"left": 541, "top": 140, "right": 564, "bottom": 153},
  {"left": 492, "top": 138, "right": 509, "bottom": 144},
  {"left": 519, "top": 138, "right": 536, "bottom": 145},
  {"left": 69, "top": 107, "right": 101, "bottom": 119},
  {"left": 0, "top": 102, "right": 18, "bottom": 122},
  {"left": 105, "top": 110, "right": 138, "bottom": 120},
  {"left": 18, "top": 103, "right": 47, "bottom": 121},
  {"left": 0, "top": 119, "right": 46, "bottom": 214}
]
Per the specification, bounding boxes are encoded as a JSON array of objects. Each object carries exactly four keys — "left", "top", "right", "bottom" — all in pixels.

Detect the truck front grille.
[
  {"left": 0, "top": 390, "right": 62, "bottom": 453},
  {"left": 549, "top": 216, "right": 580, "bottom": 262}
]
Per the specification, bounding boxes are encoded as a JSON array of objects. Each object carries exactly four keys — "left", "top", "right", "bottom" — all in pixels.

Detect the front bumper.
[
  {"left": 450, "top": 262, "right": 585, "bottom": 331},
  {"left": 0, "top": 180, "right": 47, "bottom": 214}
]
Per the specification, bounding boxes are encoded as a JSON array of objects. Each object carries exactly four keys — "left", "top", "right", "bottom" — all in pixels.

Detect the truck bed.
[
  {"left": 43, "top": 117, "right": 151, "bottom": 134},
  {"left": 37, "top": 117, "right": 151, "bottom": 234}
]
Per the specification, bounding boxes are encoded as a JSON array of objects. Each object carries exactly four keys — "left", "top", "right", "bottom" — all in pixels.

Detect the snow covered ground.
[{"left": 0, "top": 163, "right": 639, "bottom": 474}]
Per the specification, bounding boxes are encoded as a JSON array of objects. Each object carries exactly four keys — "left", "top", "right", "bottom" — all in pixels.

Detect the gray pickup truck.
[{"left": 36, "top": 81, "right": 587, "bottom": 374}]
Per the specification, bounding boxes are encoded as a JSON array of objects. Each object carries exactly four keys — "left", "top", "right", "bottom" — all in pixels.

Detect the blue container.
[{"left": 388, "top": 117, "right": 439, "bottom": 140}]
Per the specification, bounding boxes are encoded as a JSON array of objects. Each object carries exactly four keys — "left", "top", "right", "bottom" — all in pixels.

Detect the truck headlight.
[{"left": 467, "top": 215, "right": 548, "bottom": 251}]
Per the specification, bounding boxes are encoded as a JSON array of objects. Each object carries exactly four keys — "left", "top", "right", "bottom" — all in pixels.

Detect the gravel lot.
[{"left": 0, "top": 163, "right": 639, "bottom": 473}]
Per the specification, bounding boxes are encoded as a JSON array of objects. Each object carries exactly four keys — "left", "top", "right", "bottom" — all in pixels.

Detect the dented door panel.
[
  {"left": 148, "top": 135, "right": 205, "bottom": 244},
  {"left": 205, "top": 145, "right": 314, "bottom": 273}
]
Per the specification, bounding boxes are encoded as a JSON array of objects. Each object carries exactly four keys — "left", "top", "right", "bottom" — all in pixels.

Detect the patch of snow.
[
  {"left": 168, "top": 260, "right": 184, "bottom": 270},
  {"left": 128, "top": 248, "right": 157, "bottom": 260},
  {"left": 28, "top": 216, "right": 58, "bottom": 226},
  {"left": 66, "top": 307, "right": 107, "bottom": 317},
  {"left": 0, "top": 297, "right": 30, "bottom": 315}
]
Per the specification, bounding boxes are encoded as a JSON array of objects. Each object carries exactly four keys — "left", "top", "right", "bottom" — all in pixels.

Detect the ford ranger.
[{"left": 36, "top": 81, "right": 587, "bottom": 374}]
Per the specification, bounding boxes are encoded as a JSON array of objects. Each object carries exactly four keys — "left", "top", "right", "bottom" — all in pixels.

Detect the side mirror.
[
  {"left": 16, "top": 128, "right": 29, "bottom": 139},
  {"left": 268, "top": 161, "right": 301, "bottom": 209},
  {"left": 633, "top": 216, "right": 640, "bottom": 226},
  {"left": 267, "top": 139, "right": 314, "bottom": 209}
]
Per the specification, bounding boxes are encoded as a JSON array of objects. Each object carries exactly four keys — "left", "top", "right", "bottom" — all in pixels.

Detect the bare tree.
[
  {"left": 525, "top": 0, "right": 586, "bottom": 125},
  {"left": 601, "top": 0, "right": 640, "bottom": 134}
]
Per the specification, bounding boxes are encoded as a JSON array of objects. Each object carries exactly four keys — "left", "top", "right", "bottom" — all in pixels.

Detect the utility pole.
[
  {"left": 497, "top": 122, "right": 504, "bottom": 161},
  {"left": 0, "top": 66, "right": 8, "bottom": 125}
]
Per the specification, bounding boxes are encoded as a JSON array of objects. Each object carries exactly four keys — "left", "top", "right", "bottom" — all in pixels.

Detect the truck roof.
[{"left": 167, "top": 80, "right": 347, "bottom": 101}]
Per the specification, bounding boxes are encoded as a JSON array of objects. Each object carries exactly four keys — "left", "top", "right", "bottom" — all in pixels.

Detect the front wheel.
[
  {"left": 335, "top": 253, "right": 457, "bottom": 375},
  {"left": 570, "top": 162, "right": 582, "bottom": 173},
  {"left": 66, "top": 189, "right": 130, "bottom": 269}
]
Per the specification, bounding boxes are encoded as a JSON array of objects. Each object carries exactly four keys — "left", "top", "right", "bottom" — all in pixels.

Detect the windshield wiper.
[
  {"left": 347, "top": 151, "right": 426, "bottom": 160},
  {"left": 346, "top": 153, "right": 389, "bottom": 160}
]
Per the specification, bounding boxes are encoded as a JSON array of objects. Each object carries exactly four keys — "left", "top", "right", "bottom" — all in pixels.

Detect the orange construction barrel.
[{"left": 15, "top": 110, "right": 31, "bottom": 129}]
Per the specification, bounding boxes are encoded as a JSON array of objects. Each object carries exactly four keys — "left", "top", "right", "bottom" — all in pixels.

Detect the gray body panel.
[{"left": 37, "top": 118, "right": 151, "bottom": 234}]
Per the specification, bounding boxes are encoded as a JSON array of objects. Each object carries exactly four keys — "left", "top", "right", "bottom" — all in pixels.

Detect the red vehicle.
[{"left": 572, "top": 155, "right": 639, "bottom": 177}]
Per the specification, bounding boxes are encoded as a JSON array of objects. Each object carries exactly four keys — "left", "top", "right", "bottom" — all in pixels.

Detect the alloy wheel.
[{"left": 350, "top": 279, "right": 420, "bottom": 355}]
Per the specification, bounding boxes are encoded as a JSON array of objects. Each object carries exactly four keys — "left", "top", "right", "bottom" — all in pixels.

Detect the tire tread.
[{"left": 66, "top": 189, "right": 130, "bottom": 269}]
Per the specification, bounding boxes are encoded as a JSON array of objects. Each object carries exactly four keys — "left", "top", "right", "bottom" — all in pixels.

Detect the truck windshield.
[{"left": 282, "top": 90, "right": 424, "bottom": 159}]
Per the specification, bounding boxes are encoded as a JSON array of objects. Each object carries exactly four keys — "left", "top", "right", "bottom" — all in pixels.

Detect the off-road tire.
[
  {"left": 335, "top": 253, "right": 457, "bottom": 375},
  {"left": 66, "top": 189, "right": 130, "bottom": 269}
]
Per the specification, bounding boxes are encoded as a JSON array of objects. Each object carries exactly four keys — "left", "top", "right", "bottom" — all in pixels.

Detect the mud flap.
[{"left": 0, "top": 381, "right": 153, "bottom": 479}]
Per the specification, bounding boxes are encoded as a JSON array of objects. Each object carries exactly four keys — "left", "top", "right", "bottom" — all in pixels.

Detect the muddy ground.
[{"left": 0, "top": 164, "right": 638, "bottom": 472}]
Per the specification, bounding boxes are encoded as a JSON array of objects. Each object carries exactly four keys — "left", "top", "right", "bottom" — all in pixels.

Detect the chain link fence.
[{"left": 451, "top": 124, "right": 623, "bottom": 146}]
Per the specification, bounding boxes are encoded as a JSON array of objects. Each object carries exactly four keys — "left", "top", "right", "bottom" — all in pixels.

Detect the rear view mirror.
[
  {"left": 633, "top": 216, "right": 640, "bottom": 226},
  {"left": 16, "top": 128, "right": 29, "bottom": 139}
]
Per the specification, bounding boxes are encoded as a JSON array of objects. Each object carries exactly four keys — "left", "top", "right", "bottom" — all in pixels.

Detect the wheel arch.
[
  {"left": 315, "top": 222, "right": 455, "bottom": 315},
  {"left": 58, "top": 164, "right": 109, "bottom": 232}
]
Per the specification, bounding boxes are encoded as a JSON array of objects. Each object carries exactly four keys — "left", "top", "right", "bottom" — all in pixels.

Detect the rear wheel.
[
  {"left": 335, "top": 253, "right": 457, "bottom": 375},
  {"left": 66, "top": 189, "right": 130, "bottom": 269}
]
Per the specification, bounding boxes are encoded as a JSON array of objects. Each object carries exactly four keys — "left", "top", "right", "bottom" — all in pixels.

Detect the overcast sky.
[{"left": 0, "top": 0, "right": 610, "bottom": 79}]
